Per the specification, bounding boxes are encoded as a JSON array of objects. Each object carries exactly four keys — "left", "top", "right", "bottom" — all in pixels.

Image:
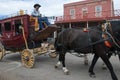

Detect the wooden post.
[
  {"left": 87, "top": 21, "right": 89, "bottom": 28},
  {"left": 54, "top": 31, "right": 57, "bottom": 38},
  {"left": 69, "top": 23, "right": 71, "bottom": 28}
]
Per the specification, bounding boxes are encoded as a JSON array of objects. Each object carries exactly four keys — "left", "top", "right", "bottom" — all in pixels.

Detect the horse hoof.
[
  {"left": 64, "top": 71, "right": 70, "bottom": 75},
  {"left": 84, "top": 63, "right": 88, "bottom": 66},
  {"left": 102, "top": 66, "right": 107, "bottom": 70},
  {"left": 55, "top": 65, "right": 58, "bottom": 68},
  {"left": 84, "top": 61, "right": 88, "bottom": 65},
  {"left": 89, "top": 73, "right": 96, "bottom": 78}
]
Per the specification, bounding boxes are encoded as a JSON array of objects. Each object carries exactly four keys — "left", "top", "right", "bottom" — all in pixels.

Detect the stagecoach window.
[
  {"left": 15, "top": 20, "right": 22, "bottom": 35},
  {"left": 4, "top": 22, "right": 11, "bottom": 31}
]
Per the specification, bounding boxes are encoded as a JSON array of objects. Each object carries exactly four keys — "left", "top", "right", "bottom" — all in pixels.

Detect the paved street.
[{"left": 0, "top": 52, "right": 120, "bottom": 80}]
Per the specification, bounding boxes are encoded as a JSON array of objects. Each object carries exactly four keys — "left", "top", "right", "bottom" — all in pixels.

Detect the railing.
[
  {"left": 0, "top": 10, "right": 28, "bottom": 20},
  {"left": 55, "top": 9, "right": 120, "bottom": 23}
]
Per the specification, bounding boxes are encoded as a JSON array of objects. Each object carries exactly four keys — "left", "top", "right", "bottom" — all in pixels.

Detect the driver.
[{"left": 31, "top": 4, "right": 50, "bottom": 30}]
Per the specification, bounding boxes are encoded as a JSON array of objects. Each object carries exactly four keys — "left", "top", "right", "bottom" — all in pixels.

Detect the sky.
[{"left": 0, "top": 0, "right": 120, "bottom": 17}]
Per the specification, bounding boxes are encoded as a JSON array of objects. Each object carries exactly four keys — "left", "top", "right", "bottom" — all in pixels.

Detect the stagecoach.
[{"left": 0, "top": 11, "right": 58, "bottom": 68}]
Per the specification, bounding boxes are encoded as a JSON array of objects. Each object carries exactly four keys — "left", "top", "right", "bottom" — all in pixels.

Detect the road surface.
[{"left": 0, "top": 52, "right": 119, "bottom": 80}]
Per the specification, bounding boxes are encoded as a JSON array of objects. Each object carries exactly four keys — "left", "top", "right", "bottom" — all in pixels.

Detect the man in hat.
[{"left": 31, "top": 4, "right": 50, "bottom": 30}]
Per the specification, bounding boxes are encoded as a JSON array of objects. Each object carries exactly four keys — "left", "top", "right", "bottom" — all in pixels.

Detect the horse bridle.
[{"left": 102, "top": 21, "right": 120, "bottom": 49}]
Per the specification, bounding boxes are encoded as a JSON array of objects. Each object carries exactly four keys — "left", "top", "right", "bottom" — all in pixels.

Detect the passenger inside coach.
[{"left": 31, "top": 4, "right": 51, "bottom": 30}]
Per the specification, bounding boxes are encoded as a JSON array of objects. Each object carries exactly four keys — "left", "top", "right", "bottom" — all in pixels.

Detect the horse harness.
[{"left": 102, "top": 21, "right": 120, "bottom": 49}]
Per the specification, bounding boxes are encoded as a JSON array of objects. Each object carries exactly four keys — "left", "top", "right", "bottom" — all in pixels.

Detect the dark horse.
[
  {"left": 54, "top": 21, "right": 119, "bottom": 80},
  {"left": 89, "top": 21, "right": 120, "bottom": 75}
]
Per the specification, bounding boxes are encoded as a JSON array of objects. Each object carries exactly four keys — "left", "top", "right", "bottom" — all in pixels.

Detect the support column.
[
  {"left": 87, "top": 21, "right": 89, "bottom": 28},
  {"left": 69, "top": 23, "right": 72, "bottom": 29},
  {"left": 62, "top": 24, "right": 64, "bottom": 29},
  {"left": 54, "top": 31, "right": 57, "bottom": 38}
]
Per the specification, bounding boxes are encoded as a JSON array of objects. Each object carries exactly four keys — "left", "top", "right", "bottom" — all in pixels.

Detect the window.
[
  {"left": 14, "top": 19, "right": 22, "bottom": 35},
  {"left": 70, "top": 9, "right": 75, "bottom": 19},
  {"left": 82, "top": 7, "right": 88, "bottom": 17},
  {"left": 4, "top": 22, "right": 11, "bottom": 31},
  {"left": 95, "top": 5, "right": 102, "bottom": 17}
]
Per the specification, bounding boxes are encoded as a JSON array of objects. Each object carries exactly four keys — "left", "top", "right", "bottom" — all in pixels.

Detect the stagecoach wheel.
[
  {"left": 0, "top": 46, "right": 5, "bottom": 61},
  {"left": 49, "top": 51, "right": 58, "bottom": 58},
  {"left": 48, "top": 44, "right": 58, "bottom": 58},
  {"left": 21, "top": 49, "right": 35, "bottom": 68}
]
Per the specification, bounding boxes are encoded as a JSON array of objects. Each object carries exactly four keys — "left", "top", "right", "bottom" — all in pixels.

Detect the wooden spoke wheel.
[
  {"left": 0, "top": 45, "right": 5, "bottom": 61},
  {"left": 21, "top": 49, "right": 35, "bottom": 68},
  {"left": 48, "top": 44, "right": 58, "bottom": 58},
  {"left": 48, "top": 44, "right": 55, "bottom": 50},
  {"left": 49, "top": 51, "right": 58, "bottom": 58}
]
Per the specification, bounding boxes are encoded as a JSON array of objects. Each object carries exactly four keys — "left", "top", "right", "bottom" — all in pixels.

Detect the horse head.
[
  {"left": 102, "top": 20, "right": 120, "bottom": 50},
  {"left": 103, "top": 20, "right": 120, "bottom": 34}
]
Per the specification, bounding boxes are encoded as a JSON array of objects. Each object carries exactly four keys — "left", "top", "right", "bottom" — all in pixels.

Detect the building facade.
[
  {"left": 55, "top": 0, "right": 120, "bottom": 28},
  {"left": 64, "top": 0, "right": 113, "bottom": 21}
]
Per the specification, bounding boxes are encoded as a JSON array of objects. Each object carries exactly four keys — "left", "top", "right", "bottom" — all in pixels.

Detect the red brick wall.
[{"left": 63, "top": 0, "right": 114, "bottom": 21}]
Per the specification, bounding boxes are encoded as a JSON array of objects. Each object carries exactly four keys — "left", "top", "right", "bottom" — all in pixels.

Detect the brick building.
[{"left": 55, "top": 0, "right": 120, "bottom": 28}]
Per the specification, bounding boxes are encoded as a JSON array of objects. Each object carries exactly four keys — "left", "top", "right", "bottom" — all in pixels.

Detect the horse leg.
[
  {"left": 55, "top": 61, "right": 61, "bottom": 68},
  {"left": 55, "top": 52, "right": 66, "bottom": 69},
  {"left": 89, "top": 54, "right": 99, "bottom": 78},
  {"left": 95, "top": 45, "right": 118, "bottom": 80},
  {"left": 101, "top": 54, "right": 118, "bottom": 80},
  {"left": 102, "top": 52, "right": 112, "bottom": 70},
  {"left": 118, "top": 54, "right": 120, "bottom": 61},
  {"left": 55, "top": 52, "right": 62, "bottom": 68},
  {"left": 55, "top": 51, "right": 69, "bottom": 75},
  {"left": 84, "top": 54, "right": 89, "bottom": 65},
  {"left": 60, "top": 53, "right": 69, "bottom": 75}
]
